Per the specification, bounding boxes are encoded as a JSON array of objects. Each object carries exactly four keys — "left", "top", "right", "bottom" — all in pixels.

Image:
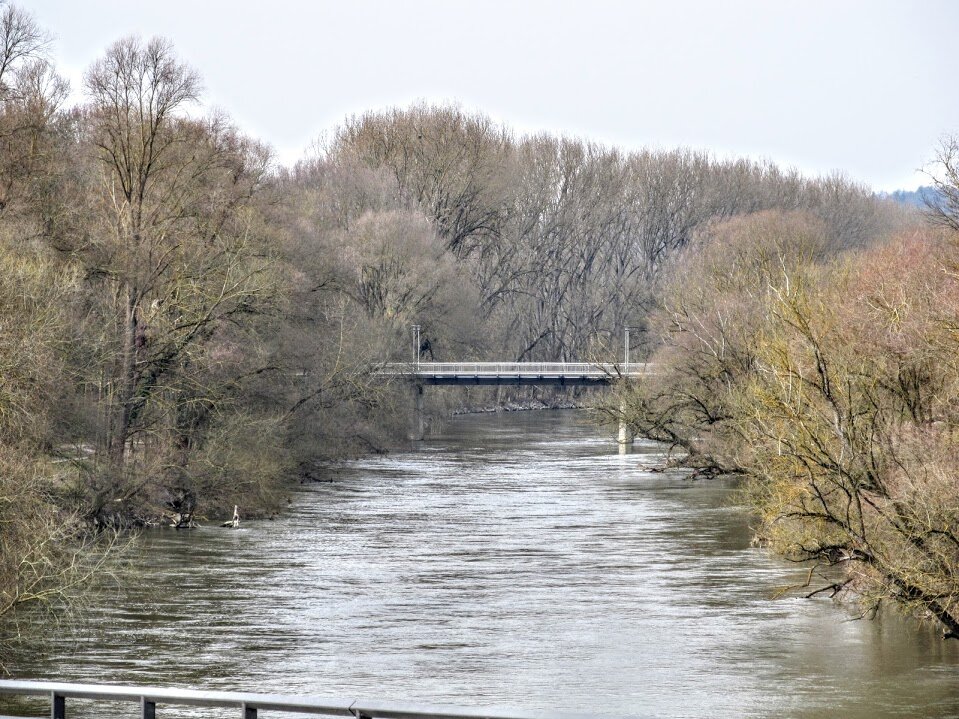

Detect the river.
[{"left": 5, "top": 411, "right": 959, "bottom": 718}]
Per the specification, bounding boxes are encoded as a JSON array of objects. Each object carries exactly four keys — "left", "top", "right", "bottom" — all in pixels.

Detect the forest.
[{"left": 0, "top": 2, "right": 956, "bottom": 640}]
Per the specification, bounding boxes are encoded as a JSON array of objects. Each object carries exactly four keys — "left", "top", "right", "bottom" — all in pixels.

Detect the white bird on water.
[{"left": 222, "top": 505, "right": 240, "bottom": 528}]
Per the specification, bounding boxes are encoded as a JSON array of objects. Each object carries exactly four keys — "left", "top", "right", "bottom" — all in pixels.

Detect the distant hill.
[{"left": 877, "top": 185, "right": 943, "bottom": 207}]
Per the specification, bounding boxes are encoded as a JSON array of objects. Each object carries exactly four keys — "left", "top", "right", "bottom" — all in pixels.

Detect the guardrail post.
[
  {"left": 51, "top": 692, "right": 65, "bottom": 719},
  {"left": 242, "top": 701, "right": 257, "bottom": 718},
  {"left": 141, "top": 697, "right": 156, "bottom": 719}
]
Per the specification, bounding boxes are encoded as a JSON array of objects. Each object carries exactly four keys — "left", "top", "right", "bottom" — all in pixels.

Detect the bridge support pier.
[
  {"left": 617, "top": 401, "right": 634, "bottom": 446},
  {"left": 411, "top": 383, "right": 425, "bottom": 441}
]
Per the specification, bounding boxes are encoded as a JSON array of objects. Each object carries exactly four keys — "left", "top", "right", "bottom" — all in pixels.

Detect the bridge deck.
[{"left": 379, "top": 362, "right": 647, "bottom": 386}]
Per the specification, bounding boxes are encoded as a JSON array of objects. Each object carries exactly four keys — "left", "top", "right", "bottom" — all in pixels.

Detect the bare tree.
[
  {"left": 0, "top": 2, "right": 49, "bottom": 92},
  {"left": 72, "top": 37, "right": 283, "bottom": 524},
  {"left": 0, "top": 3, "right": 64, "bottom": 217},
  {"left": 331, "top": 103, "right": 514, "bottom": 256},
  {"left": 925, "top": 135, "right": 959, "bottom": 231}
]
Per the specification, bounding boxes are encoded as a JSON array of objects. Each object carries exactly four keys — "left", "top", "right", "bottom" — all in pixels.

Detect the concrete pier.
[
  {"left": 617, "top": 401, "right": 634, "bottom": 446},
  {"left": 411, "top": 383, "right": 425, "bottom": 441}
]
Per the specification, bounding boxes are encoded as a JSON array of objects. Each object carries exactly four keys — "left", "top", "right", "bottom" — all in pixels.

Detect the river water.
[{"left": 5, "top": 411, "right": 959, "bottom": 718}]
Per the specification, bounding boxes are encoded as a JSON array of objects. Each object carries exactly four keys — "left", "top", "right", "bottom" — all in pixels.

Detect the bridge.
[
  {"left": 379, "top": 362, "right": 649, "bottom": 386},
  {"left": 379, "top": 361, "right": 651, "bottom": 442}
]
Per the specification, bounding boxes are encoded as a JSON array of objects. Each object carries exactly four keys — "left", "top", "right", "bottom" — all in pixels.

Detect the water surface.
[{"left": 5, "top": 411, "right": 959, "bottom": 717}]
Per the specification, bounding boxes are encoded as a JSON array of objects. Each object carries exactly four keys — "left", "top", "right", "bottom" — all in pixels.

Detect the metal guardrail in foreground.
[{"left": 0, "top": 680, "right": 604, "bottom": 719}]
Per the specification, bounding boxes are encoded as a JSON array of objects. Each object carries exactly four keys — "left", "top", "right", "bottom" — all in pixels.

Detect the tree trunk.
[{"left": 110, "top": 285, "right": 139, "bottom": 462}]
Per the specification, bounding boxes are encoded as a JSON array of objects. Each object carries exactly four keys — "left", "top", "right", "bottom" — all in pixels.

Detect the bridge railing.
[
  {"left": 378, "top": 362, "right": 646, "bottom": 376},
  {"left": 0, "top": 680, "right": 602, "bottom": 719}
]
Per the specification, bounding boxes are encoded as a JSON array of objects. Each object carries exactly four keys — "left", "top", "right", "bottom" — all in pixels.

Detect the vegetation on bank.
[
  {"left": 612, "top": 156, "right": 959, "bottom": 637},
  {"left": 0, "top": 2, "right": 953, "bottom": 642}
]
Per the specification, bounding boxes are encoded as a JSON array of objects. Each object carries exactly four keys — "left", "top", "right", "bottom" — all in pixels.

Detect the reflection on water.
[{"left": 4, "top": 411, "right": 959, "bottom": 718}]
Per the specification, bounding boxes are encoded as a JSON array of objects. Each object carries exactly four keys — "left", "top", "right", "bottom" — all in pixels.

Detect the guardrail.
[{"left": 0, "top": 680, "right": 602, "bottom": 719}]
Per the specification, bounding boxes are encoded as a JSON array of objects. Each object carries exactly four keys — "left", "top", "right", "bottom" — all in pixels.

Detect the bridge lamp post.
[
  {"left": 624, "top": 327, "right": 630, "bottom": 376},
  {"left": 412, "top": 324, "right": 421, "bottom": 370}
]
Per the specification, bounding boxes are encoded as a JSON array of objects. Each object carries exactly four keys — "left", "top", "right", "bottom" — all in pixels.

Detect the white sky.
[{"left": 28, "top": 0, "right": 959, "bottom": 191}]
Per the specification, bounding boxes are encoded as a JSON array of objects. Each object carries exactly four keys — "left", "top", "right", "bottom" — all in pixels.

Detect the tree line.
[{"left": 0, "top": 2, "right": 931, "bottom": 634}]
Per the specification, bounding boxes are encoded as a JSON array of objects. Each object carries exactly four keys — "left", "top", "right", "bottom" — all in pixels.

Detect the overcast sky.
[{"left": 27, "top": 0, "right": 959, "bottom": 191}]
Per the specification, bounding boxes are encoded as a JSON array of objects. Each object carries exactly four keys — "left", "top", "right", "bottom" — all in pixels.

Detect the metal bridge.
[
  {"left": 378, "top": 362, "right": 651, "bottom": 386},
  {"left": 0, "top": 680, "right": 608, "bottom": 719},
  {"left": 378, "top": 361, "right": 650, "bottom": 442}
]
